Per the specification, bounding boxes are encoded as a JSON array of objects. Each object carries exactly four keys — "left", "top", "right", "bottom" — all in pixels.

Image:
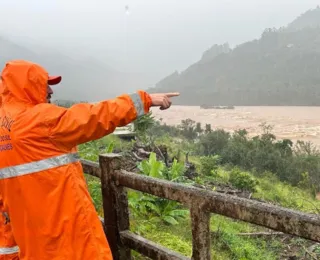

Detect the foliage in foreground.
[
  {"left": 82, "top": 113, "right": 320, "bottom": 259},
  {"left": 131, "top": 152, "right": 189, "bottom": 226}
]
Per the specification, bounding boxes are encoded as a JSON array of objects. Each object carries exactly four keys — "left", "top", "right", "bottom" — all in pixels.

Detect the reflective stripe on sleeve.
[
  {"left": 0, "top": 245, "right": 19, "bottom": 255},
  {"left": 0, "top": 153, "right": 80, "bottom": 180},
  {"left": 130, "top": 93, "right": 144, "bottom": 117}
]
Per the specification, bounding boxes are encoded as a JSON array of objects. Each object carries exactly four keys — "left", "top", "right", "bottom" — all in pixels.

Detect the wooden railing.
[{"left": 81, "top": 153, "right": 320, "bottom": 260}]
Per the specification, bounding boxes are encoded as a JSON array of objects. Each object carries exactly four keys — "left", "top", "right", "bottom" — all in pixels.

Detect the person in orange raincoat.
[
  {"left": 0, "top": 82, "right": 19, "bottom": 260},
  {"left": 0, "top": 60, "right": 178, "bottom": 260},
  {"left": 0, "top": 93, "right": 19, "bottom": 260}
]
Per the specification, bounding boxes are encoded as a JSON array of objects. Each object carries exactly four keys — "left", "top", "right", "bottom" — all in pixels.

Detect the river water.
[{"left": 151, "top": 106, "right": 320, "bottom": 146}]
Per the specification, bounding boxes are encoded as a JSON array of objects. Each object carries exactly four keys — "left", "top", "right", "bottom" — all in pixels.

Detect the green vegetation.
[
  {"left": 81, "top": 113, "right": 320, "bottom": 259},
  {"left": 150, "top": 7, "right": 320, "bottom": 106}
]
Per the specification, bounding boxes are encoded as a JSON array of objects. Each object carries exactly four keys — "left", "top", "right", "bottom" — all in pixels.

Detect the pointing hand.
[{"left": 149, "top": 93, "right": 180, "bottom": 110}]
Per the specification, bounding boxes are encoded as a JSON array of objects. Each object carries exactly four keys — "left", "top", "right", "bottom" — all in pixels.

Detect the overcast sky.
[{"left": 0, "top": 0, "right": 319, "bottom": 86}]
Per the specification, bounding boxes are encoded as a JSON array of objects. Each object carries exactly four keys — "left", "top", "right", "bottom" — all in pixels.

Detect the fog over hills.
[
  {"left": 151, "top": 7, "right": 320, "bottom": 106},
  {"left": 0, "top": 36, "right": 149, "bottom": 101},
  {"left": 0, "top": 1, "right": 319, "bottom": 104}
]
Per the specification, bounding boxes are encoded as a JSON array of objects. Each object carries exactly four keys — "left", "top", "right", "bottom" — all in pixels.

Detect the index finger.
[{"left": 165, "top": 92, "right": 180, "bottom": 97}]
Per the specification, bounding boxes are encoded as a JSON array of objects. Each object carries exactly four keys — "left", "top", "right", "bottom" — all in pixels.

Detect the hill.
[
  {"left": 150, "top": 7, "right": 320, "bottom": 106},
  {"left": 0, "top": 37, "right": 146, "bottom": 102}
]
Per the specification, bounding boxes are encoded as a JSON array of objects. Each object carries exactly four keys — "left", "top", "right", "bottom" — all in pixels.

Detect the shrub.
[
  {"left": 199, "top": 155, "right": 222, "bottom": 176},
  {"left": 229, "top": 168, "right": 258, "bottom": 192},
  {"left": 134, "top": 112, "right": 156, "bottom": 135},
  {"left": 198, "top": 129, "right": 230, "bottom": 155},
  {"left": 178, "top": 119, "right": 198, "bottom": 140}
]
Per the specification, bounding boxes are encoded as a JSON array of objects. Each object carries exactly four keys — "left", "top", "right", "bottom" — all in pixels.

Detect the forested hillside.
[{"left": 151, "top": 7, "right": 320, "bottom": 106}]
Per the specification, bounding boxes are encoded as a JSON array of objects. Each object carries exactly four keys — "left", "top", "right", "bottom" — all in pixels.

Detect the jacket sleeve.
[{"left": 47, "top": 91, "right": 152, "bottom": 150}]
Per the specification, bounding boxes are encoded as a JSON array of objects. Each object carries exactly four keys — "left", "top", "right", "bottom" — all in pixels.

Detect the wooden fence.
[{"left": 81, "top": 153, "right": 320, "bottom": 260}]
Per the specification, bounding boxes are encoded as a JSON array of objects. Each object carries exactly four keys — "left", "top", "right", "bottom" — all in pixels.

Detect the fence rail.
[{"left": 81, "top": 153, "right": 320, "bottom": 260}]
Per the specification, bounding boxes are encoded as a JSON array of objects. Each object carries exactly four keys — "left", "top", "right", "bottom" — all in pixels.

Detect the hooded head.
[{"left": 1, "top": 60, "right": 61, "bottom": 105}]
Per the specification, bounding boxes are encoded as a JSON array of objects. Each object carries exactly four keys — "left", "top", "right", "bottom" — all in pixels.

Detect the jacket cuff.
[{"left": 137, "top": 90, "right": 152, "bottom": 114}]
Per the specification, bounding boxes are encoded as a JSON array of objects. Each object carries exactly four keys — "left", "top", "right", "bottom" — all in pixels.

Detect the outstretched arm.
[{"left": 46, "top": 91, "right": 179, "bottom": 150}]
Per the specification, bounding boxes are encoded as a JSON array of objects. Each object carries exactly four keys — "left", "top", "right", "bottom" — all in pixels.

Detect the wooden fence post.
[
  {"left": 190, "top": 202, "right": 211, "bottom": 260},
  {"left": 99, "top": 153, "right": 131, "bottom": 260}
]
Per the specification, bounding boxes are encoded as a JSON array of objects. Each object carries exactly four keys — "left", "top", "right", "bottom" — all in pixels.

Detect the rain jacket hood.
[{"left": 1, "top": 60, "right": 48, "bottom": 105}]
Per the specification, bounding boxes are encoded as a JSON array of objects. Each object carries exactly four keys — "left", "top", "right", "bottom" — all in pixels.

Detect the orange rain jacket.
[
  {"left": 0, "top": 82, "right": 19, "bottom": 260},
  {"left": 0, "top": 196, "right": 19, "bottom": 260},
  {"left": 0, "top": 60, "right": 152, "bottom": 260}
]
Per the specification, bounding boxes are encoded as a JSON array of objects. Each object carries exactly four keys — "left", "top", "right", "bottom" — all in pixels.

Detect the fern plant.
[
  {"left": 148, "top": 199, "right": 188, "bottom": 225},
  {"left": 138, "top": 152, "right": 165, "bottom": 178},
  {"left": 130, "top": 153, "right": 188, "bottom": 226}
]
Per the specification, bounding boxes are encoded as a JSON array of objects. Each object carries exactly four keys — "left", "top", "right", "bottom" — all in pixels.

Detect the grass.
[
  {"left": 210, "top": 215, "right": 277, "bottom": 260},
  {"left": 196, "top": 165, "right": 320, "bottom": 214},
  {"left": 129, "top": 212, "right": 279, "bottom": 259},
  {"left": 253, "top": 173, "right": 320, "bottom": 213}
]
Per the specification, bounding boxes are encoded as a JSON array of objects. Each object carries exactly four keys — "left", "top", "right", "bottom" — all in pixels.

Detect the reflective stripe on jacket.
[{"left": 0, "top": 245, "right": 19, "bottom": 256}]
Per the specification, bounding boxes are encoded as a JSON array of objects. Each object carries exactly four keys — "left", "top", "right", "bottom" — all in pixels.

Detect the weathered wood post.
[
  {"left": 99, "top": 153, "right": 131, "bottom": 260},
  {"left": 190, "top": 201, "right": 211, "bottom": 260}
]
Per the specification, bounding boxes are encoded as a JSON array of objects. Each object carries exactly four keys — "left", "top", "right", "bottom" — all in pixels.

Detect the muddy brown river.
[{"left": 151, "top": 106, "right": 320, "bottom": 146}]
